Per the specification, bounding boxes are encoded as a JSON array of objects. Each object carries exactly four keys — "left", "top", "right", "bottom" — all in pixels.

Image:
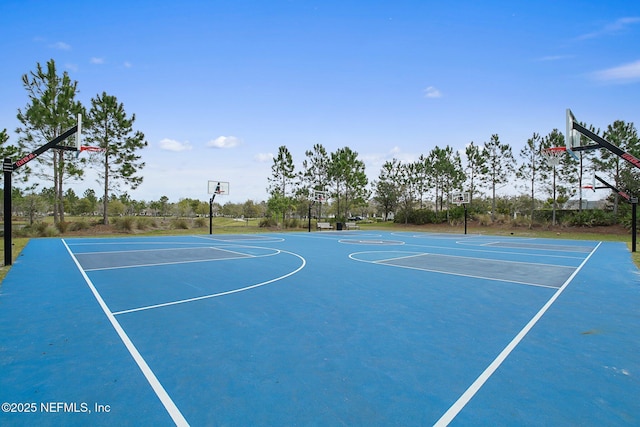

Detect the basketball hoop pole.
[
  {"left": 464, "top": 203, "right": 467, "bottom": 235},
  {"left": 209, "top": 182, "right": 220, "bottom": 235},
  {"left": 3, "top": 120, "right": 80, "bottom": 266},
  {"left": 308, "top": 198, "right": 315, "bottom": 233}
]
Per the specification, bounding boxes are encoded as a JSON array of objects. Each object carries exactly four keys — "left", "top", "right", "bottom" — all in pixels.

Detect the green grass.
[{"left": 0, "top": 237, "right": 29, "bottom": 283}]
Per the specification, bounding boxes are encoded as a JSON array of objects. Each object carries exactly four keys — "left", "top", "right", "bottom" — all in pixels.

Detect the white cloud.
[
  {"left": 593, "top": 60, "right": 640, "bottom": 83},
  {"left": 254, "top": 153, "right": 273, "bottom": 162},
  {"left": 424, "top": 86, "right": 442, "bottom": 98},
  {"left": 577, "top": 17, "right": 640, "bottom": 40},
  {"left": 51, "top": 41, "right": 71, "bottom": 50},
  {"left": 207, "top": 135, "right": 241, "bottom": 149},
  {"left": 159, "top": 138, "right": 192, "bottom": 152},
  {"left": 123, "top": 61, "right": 132, "bottom": 68},
  {"left": 90, "top": 57, "right": 105, "bottom": 64}
]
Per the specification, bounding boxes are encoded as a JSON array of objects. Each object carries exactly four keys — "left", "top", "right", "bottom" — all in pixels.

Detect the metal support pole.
[
  {"left": 3, "top": 158, "right": 13, "bottom": 266},
  {"left": 464, "top": 204, "right": 467, "bottom": 235},
  {"left": 209, "top": 195, "right": 215, "bottom": 235},
  {"left": 632, "top": 198, "right": 637, "bottom": 253}
]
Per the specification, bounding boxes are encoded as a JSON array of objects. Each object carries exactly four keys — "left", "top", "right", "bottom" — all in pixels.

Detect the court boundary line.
[
  {"left": 61, "top": 239, "right": 189, "bottom": 426},
  {"left": 433, "top": 241, "right": 602, "bottom": 426}
]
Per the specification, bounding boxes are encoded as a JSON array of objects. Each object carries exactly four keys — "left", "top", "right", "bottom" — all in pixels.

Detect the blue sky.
[{"left": 1, "top": 0, "right": 639, "bottom": 203}]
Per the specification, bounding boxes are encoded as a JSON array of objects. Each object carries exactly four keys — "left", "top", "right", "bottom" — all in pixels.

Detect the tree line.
[{"left": 265, "top": 122, "right": 639, "bottom": 226}]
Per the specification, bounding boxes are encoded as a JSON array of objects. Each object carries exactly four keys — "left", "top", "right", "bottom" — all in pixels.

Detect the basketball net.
[{"left": 542, "top": 147, "right": 566, "bottom": 167}]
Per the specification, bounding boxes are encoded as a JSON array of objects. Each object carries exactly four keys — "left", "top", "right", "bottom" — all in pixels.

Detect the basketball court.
[{"left": 1, "top": 230, "right": 638, "bottom": 426}]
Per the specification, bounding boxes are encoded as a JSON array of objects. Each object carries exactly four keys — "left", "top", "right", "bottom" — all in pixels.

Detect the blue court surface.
[{"left": 1, "top": 231, "right": 639, "bottom": 426}]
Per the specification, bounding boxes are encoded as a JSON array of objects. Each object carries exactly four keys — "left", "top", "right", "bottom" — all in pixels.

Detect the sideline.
[{"left": 433, "top": 241, "right": 602, "bottom": 426}]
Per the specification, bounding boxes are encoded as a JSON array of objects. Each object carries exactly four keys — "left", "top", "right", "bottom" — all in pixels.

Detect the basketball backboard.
[
  {"left": 451, "top": 192, "right": 470, "bottom": 205},
  {"left": 314, "top": 190, "right": 326, "bottom": 203},
  {"left": 565, "top": 109, "right": 580, "bottom": 160},
  {"left": 76, "top": 113, "right": 82, "bottom": 151},
  {"left": 208, "top": 181, "right": 230, "bottom": 195}
]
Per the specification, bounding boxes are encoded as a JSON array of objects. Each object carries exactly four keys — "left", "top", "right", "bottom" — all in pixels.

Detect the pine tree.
[
  {"left": 85, "top": 92, "right": 148, "bottom": 224},
  {"left": 480, "top": 134, "right": 515, "bottom": 222},
  {"left": 16, "top": 59, "right": 84, "bottom": 223}
]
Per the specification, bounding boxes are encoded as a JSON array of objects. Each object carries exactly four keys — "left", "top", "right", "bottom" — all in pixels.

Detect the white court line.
[
  {"left": 74, "top": 245, "right": 256, "bottom": 257},
  {"left": 83, "top": 253, "right": 264, "bottom": 272},
  {"left": 112, "top": 249, "right": 306, "bottom": 315},
  {"left": 353, "top": 256, "right": 560, "bottom": 289},
  {"left": 62, "top": 239, "right": 189, "bottom": 427},
  {"left": 402, "top": 241, "right": 586, "bottom": 262},
  {"left": 460, "top": 240, "right": 595, "bottom": 253},
  {"left": 67, "top": 240, "right": 214, "bottom": 247},
  {"left": 403, "top": 251, "right": 577, "bottom": 271},
  {"left": 194, "top": 234, "right": 285, "bottom": 243},
  {"left": 82, "top": 248, "right": 279, "bottom": 272},
  {"left": 275, "top": 232, "right": 383, "bottom": 241},
  {"left": 433, "top": 241, "right": 602, "bottom": 426},
  {"left": 350, "top": 251, "right": 572, "bottom": 289}
]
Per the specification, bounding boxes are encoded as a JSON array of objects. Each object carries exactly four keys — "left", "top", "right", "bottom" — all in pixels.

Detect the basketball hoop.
[
  {"left": 79, "top": 146, "right": 104, "bottom": 152},
  {"left": 542, "top": 147, "right": 566, "bottom": 167},
  {"left": 76, "top": 145, "right": 105, "bottom": 158}
]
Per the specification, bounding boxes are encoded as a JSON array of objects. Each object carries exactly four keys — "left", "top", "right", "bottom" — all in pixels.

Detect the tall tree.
[
  {"left": 429, "top": 145, "right": 465, "bottom": 212},
  {"left": 414, "top": 154, "right": 432, "bottom": 208},
  {"left": 480, "top": 134, "right": 515, "bottom": 221},
  {"left": 398, "top": 162, "right": 420, "bottom": 224},
  {"left": 84, "top": 92, "right": 148, "bottom": 224},
  {"left": 299, "top": 143, "right": 330, "bottom": 219},
  {"left": 374, "top": 159, "right": 402, "bottom": 221},
  {"left": 16, "top": 59, "right": 85, "bottom": 223},
  {"left": 539, "top": 129, "right": 578, "bottom": 225},
  {"left": 300, "top": 143, "right": 330, "bottom": 194},
  {"left": 267, "top": 145, "right": 296, "bottom": 224},
  {"left": 516, "top": 133, "right": 543, "bottom": 219},
  {"left": 328, "top": 147, "right": 368, "bottom": 221},
  {"left": 464, "top": 141, "right": 487, "bottom": 203}
]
